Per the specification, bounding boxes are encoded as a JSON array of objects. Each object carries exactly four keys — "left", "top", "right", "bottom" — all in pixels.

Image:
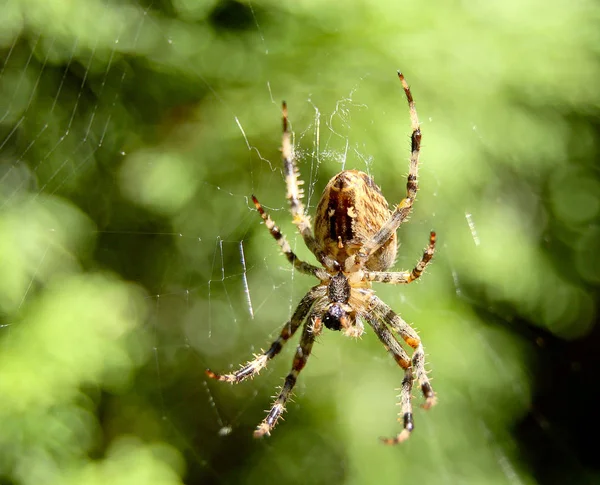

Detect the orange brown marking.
[
  {"left": 205, "top": 369, "right": 220, "bottom": 380},
  {"left": 392, "top": 354, "right": 411, "bottom": 369},
  {"left": 405, "top": 336, "right": 420, "bottom": 348}
]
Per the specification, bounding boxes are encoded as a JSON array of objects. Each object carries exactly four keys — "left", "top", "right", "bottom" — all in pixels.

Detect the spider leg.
[
  {"left": 281, "top": 102, "right": 337, "bottom": 270},
  {"left": 206, "top": 286, "right": 324, "bottom": 383},
  {"left": 254, "top": 313, "right": 318, "bottom": 438},
  {"left": 364, "top": 231, "right": 436, "bottom": 284},
  {"left": 362, "top": 313, "right": 415, "bottom": 444},
  {"left": 252, "top": 195, "right": 330, "bottom": 281},
  {"left": 368, "top": 295, "right": 436, "bottom": 409},
  {"left": 353, "top": 72, "right": 422, "bottom": 268}
]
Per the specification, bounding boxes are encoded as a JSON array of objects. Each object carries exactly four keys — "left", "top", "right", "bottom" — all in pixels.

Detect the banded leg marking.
[
  {"left": 252, "top": 195, "right": 329, "bottom": 281},
  {"left": 363, "top": 313, "right": 415, "bottom": 444},
  {"left": 354, "top": 72, "right": 422, "bottom": 267},
  {"left": 281, "top": 102, "right": 336, "bottom": 270},
  {"left": 206, "top": 287, "right": 324, "bottom": 383},
  {"left": 364, "top": 231, "right": 436, "bottom": 284},
  {"left": 369, "top": 295, "right": 436, "bottom": 408},
  {"left": 254, "top": 315, "right": 318, "bottom": 437}
]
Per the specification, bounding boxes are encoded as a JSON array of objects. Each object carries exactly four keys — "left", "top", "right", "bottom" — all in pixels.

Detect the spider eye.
[{"left": 323, "top": 304, "right": 344, "bottom": 331}]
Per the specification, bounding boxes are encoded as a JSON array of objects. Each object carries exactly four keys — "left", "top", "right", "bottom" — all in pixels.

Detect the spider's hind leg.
[
  {"left": 353, "top": 72, "right": 423, "bottom": 268},
  {"left": 252, "top": 195, "right": 329, "bottom": 281},
  {"left": 280, "top": 102, "right": 336, "bottom": 270}
]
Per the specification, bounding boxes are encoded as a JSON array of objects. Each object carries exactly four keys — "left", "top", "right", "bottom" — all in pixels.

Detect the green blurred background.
[{"left": 1, "top": 0, "right": 599, "bottom": 484}]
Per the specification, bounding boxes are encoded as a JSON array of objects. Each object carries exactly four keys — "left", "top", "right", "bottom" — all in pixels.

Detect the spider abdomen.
[{"left": 314, "top": 169, "right": 397, "bottom": 271}]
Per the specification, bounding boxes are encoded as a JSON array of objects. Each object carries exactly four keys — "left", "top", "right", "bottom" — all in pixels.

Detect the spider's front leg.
[
  {"left": 369, "top": 295, "right": 436, "bottom": 409},
  {"left": 205, "top": 287, "right": 324, "bottom": 383},
  {"left": 254, "top": 314, "right": 318, "bottom": 437},
  {"left": 363, "top": 313, "right": 415, "bottom": 444}
]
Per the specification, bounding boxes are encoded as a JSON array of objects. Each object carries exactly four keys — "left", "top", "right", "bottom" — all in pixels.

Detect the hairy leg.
[
  {"left": 364, "top": 231, "right": 436, "bottom": 284},
  {"left": 206, "top": 287, "right": 325, "bottom": 383},
  {"left": 252, "top": 195, "right": 330, "bottom": 281},
  {"left": 254, "top": 314, "right": 319, "bottom": 437},
  {"left": 368, "top": 295, "right": 436, "bottom": 408},
  {"left": 353, "top": 72, "right": 423, "bottom": 267},
  {"left": 281, "top": 102, "right": 337, "bottom": 270},
  {"left": 363, "top": 313, "right": 415, "bottom": 444}
]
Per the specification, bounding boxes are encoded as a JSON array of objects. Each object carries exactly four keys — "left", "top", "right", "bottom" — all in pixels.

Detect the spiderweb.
[{"left": 1, "top": 1, "right": 599, "bottom": 485}]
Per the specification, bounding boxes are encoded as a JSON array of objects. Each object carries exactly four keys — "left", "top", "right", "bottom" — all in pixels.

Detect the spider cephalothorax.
[
  {"left": 206, "top": 72, "right": 436, "bottom": 444},
  {"left": 323, "top": 272, "right": 353, "bottom": 332}
]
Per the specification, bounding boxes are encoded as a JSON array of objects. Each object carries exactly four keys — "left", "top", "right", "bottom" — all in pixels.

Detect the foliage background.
[{"left": 1, "top": 0, "right": 599, "bottom": 484}]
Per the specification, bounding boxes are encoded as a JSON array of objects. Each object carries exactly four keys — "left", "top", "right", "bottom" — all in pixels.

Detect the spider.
[{"left": 206, "top": 72, "right": 436, "bottom": 444}]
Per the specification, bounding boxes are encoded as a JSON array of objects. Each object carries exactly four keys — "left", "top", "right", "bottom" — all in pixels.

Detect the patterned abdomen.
[{"left": 314, "top": 170, "right": 396, "bottom": 271}]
